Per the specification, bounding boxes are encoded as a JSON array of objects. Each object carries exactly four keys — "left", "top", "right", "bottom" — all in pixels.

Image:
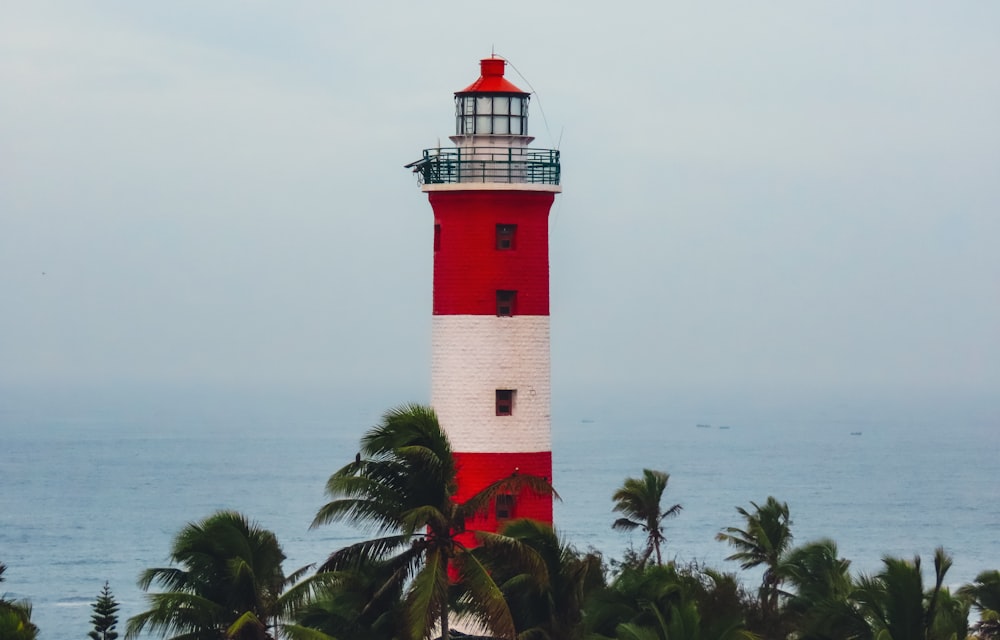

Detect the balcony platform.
[{"left": 406, "top": 147, "right": 561, "bottom": 187}]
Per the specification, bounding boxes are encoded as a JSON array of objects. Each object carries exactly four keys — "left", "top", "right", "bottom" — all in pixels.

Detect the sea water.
[{"left": 1, "top": 401, "right": 998, "bottom": 638}]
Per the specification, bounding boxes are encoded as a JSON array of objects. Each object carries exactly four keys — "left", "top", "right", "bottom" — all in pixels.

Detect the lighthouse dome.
[{"left": 454, "top": 57, "right": 530, "bottom": 137}]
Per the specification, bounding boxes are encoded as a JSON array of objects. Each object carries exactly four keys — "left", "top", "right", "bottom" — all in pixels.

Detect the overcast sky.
[{"left": 2, "top": 2, "right": 998, "bottom": 424}]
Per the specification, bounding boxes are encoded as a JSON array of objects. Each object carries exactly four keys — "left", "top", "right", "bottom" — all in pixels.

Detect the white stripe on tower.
[{"left": 431, "top": 315, "right": 551, "bottom": 453}]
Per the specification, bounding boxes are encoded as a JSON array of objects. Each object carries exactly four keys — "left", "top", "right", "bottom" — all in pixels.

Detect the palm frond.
[
  {"left": 405, "top": 548, "right": 450, "bottom": 640},
  {"left": 137, "top": 567, "right": 189, "bottom": 592},
  {"left": 459, "top": 473, "right": 558, "bottom": 521},
  {"left": 317, "top": 535, "right": 413, "bottom": 573},
  {"left": 475, "top": 526, "right": 551, "bottom": 589},
  {"left": 455, "top": 548, "right": 517, "bottom": 640},
  {"left": 226, "top": 610, "right": 265, "bottom": 638},
  {"left": 125, "top": 591, "right": 223, "bottom": 639},
  {"left": 279, "top": 623, "right": 340, "bottom": 640},
  {"left": 612, "top": 518, "right": 642, "bottom": 532},
  {"left": 273, "top": 571, "right": 346, "bottom": 622}
]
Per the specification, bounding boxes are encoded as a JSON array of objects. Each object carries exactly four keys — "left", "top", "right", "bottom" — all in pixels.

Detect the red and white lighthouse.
[{"left": 408, "top": 57, "right": 561, "bottom": 536}]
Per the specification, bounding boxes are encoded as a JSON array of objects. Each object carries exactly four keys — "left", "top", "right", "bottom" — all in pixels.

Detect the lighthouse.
[{"left": 407, "top": 57, "right": 561, "bottom": 537}]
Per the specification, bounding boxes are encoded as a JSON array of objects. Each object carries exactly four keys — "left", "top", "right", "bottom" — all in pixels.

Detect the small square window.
[
  {"left": 496, "top": 224, "right": 516, "bottom": 250},
  {"left": 496, "top": 389, "right": 515, "bottom": 416},
  {"left": 496, "top": 494, "right": 515, "bottom": 520},
  {"left": 496, "top": 290, "right": 517, "bottom": 316}
]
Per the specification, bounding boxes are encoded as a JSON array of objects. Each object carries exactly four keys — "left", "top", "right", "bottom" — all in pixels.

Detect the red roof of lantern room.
[{"left": 456, "top": 57, "right": 528, "bottom": 95}]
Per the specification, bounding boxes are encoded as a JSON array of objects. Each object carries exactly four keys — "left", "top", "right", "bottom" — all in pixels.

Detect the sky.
[{"left": 2, "top": 1, "right": 998, "bottom": 426}]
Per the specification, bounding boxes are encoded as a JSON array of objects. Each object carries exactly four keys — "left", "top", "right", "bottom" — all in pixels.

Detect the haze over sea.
[{"left": 1, "top": 387, "right": 996, "bottom": 639}]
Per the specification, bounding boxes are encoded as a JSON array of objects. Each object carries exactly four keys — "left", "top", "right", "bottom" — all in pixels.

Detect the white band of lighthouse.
[{"left": 431, "top": 315, "right": 551, "bottom": 453}]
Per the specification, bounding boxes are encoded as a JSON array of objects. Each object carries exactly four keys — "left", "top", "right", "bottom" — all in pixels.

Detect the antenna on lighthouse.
[{"left": 503, "top": 56, "right": 558, "bottom": 149}]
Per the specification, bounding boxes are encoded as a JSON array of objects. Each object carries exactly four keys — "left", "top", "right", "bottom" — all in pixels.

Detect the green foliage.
[
  {"left": 776, "top": 539, "right": 870, "bottom": 640},
  {"left": 960, "top": 570, "right": 1000, "bottom": 640},
  {"left": 15, "top": 409, "right": 1000, "bottom": 640},
  {"left": 0, "top": 561, "right": 40, "bottom": 640},
  {"left": 716, "top": 496, "right": 793, "bottom": 630},
  {"left": 611, "top": 469, "right": 682, "bottom": 568},
  {"left": 474, "top": 518, "right": 604, "bottom": 640},
  {"left": 853, "top": 547, "right": 966, "bottom": 640},
  {"left": 287, "top": 558, "right": 405, "bottom": 640},
  {"left": 89, "top": 582, "right": 120, "bottom": 640},
  {"left": 126, "top": 510, "right": 323, "bottom": 640},
  {"left": 0, "top": 606, "right": 40, "bottom": 640},
  {"left": 585, "top": 562, "right": 755, "bottom": 640}
]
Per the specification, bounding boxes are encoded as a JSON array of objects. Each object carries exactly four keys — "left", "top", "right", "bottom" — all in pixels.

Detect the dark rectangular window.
[
  {"left": 496, "top": 290, "right": 517, "bottom": 316},
  {"left": 496, "top": 224, "right": 516, "bottom": 250},
  {"left": 495, "top": 494, "right": 515, "bottom": 520},
  {"left": 434, "top": 224, "right": 441, "bottom": 252},
  {"left": 496, "top": 389, "right": 515, "bottom": 416}
]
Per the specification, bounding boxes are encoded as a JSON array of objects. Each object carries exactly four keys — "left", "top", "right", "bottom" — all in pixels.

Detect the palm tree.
[
  {"left": 716, "top": 497, "right": 793, "bottom": 627},
  {"left": 585, "top": 563, "right": 686, "bottom": 640},
  {"left": 959, "top": 570, "right": 1000, "bottom": 640},
  {"left": 284, "top": 558, "right": 404, "bottom": 640},
  {"left": 585, "top": 563, "right": 755, "bottom": 640},
  {"left": 852, "top": 547, "right": 966, "bottom": 640},
  {"left": 475, "top": 518, "right": 604, "bottom": 640},
  {"left": 777, "top": 539, "right": 868, "bottom": 640},
  {"left": 0, "top": 605, "right": 39, "bottom": 640},
  {"left": 126, "top": 510, "right": 319, "bottom": 640},
  {"left": 310, "top": 403, "right": 555, "bottom": 640},
  {"left": 0, "top": 562, "right": 39, "bottom": 640},
  {"left": 611, "top": 469, "right": 683, "bottom": 568}
]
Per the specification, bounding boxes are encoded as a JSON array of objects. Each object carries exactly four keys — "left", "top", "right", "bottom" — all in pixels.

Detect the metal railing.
[{"left": 406, "top": 147, "right": 560, "bottom": 185}]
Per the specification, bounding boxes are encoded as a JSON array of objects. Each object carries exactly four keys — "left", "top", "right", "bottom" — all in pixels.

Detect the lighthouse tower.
[{"left": 408, "top": 57, "right": 561, "bottom": 536}]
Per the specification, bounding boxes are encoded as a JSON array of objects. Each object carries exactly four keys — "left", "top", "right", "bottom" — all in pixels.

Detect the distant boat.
[
  {"left": 850, "top": 431, "right": 862, "bottom": 436},
  {"left": 718, "top": 425, "right": 731, "bottom": 430},
  {"left": 581, "top": 419, "right": 595, "bottom": 424},
  {"left": 696, "top": 423, "right": 711, "bottom": 428}
]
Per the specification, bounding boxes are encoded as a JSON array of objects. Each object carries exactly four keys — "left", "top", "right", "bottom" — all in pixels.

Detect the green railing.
[{"left": 406, "top": 147, "right": 560, "bottom": 185}]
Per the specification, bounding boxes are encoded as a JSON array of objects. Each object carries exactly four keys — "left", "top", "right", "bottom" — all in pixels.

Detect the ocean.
[{"left": 2, "top": 395, "right": 998, "bottom": 638}]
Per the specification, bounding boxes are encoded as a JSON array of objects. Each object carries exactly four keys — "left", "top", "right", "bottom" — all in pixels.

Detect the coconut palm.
[
  {"left": 585, "top": 563, "right": 686, "bottom": 640},
  {"left": 0, "top": 605, "right": 39, "bottom": 640},
  {"left": 310, "top": 403, "right": 555, "bottom": 640},
  {"left": 777, "top": 539, "right": 868, "bottom": 640},
  {"left": 716, "top": 497, "right": 793, "bottom": 626},
  {"left": 611, "top": 469, "right": 683, "bottom": 568},
  {"left": 586, "top": 563, "right": 755, "bottom": 640},
  {"left": 284, "top": 558, "right": 404, "bottom": 640},
  {"left": 0, "top": 562, "right": 39, "bottom": 640},
  {"left": 475, "top": 518, "right": 604, "bottom": 640},
  {"left": 959, "top": 570, "right": 1000, "bottom": 640},
  {"left": 126, "top": 510, "right": 319, "bottom": 640},
  {"left": 852, "top": 547, "right": 966, "bottom": 640}
]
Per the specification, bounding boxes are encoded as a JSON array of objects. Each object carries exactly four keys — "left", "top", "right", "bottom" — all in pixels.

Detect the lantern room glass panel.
[{"left": 453, "top": 95, "right": 530, "bottom": 136}]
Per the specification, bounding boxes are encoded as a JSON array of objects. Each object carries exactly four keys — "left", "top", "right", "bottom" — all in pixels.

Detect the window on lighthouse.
[
  {"left": 496, "top": 389, "right": 515, "bottom": 416},
  {"left": 496, "top": 290, "right": 517, "bottom": 316},
  {"left": 496, "top": 224, "right": 516, "bottom": 250},
  {"left": 495, "top": 494, "right": 516, "bottom": 520}
]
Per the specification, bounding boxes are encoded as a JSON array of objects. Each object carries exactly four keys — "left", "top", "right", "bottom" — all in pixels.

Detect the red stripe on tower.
[{"left": 406, "top": 57, "right": 561, "bottom": 541}]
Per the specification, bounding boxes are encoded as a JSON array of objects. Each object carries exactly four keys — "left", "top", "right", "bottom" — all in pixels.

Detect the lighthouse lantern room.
[{"left": 407, "top": 56, "right": 561, "bottom": 539}]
